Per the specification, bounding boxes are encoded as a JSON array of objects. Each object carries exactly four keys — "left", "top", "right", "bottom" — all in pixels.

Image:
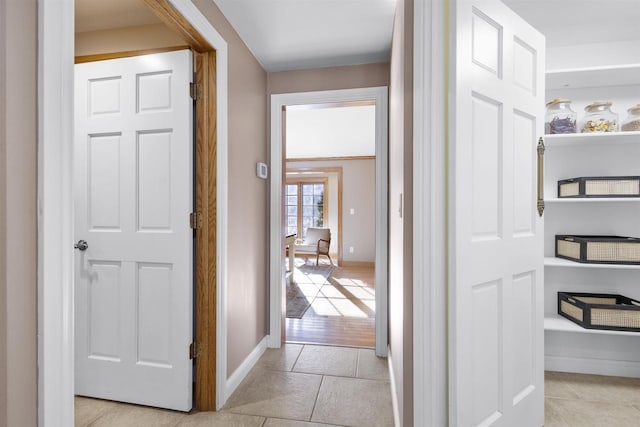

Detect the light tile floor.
[
  {"left": 75, "top": 344, "right": 392, "bottom": 427},
  {"left": 545, "top": 371, "right": 640, "bottom": 427},
  {"left": 77, "top": 354, "right": 640, "bottom": 426}
]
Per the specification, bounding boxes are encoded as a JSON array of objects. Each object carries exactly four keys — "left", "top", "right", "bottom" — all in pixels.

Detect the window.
[{"left": 286, "top": 179, "right": 328, "bottom": 239}]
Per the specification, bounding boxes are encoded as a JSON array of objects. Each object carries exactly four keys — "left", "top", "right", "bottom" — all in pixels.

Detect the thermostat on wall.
[{"left": 256, "top": 162, "right": 268, "bottom": 179}]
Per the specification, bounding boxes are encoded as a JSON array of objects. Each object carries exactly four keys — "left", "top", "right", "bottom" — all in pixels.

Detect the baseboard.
[
  {"left": 388, "top": 346, "right": 401, "bottom": 427},
  {"left": 340, "top": 261, "right": 375, "bottom": 268},
  {"left": 545, "top": 355, "right": 640, "bottom": 378},
  {"left": 224, "top": 336, "right": 268, "bottom": 402},
  {"left": 267, "top": 333, "right": 280, "bottom": 349}
]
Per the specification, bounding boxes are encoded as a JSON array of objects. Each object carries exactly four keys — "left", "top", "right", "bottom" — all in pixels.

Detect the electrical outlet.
[{"left": 349, "top": 246, "right": 355, "bottom": 254}]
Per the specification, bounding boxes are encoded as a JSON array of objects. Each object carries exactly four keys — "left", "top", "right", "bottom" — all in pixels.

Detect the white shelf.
[
  {"left": 544, "top": 257, "right": 640, "bottom": 270},
  {"left": 545, "top": 131, "right": 640, "bottom": 147},
  {"left": 545, "top": 315, "right": 640, "bottom": 337},
  {"left": 546, "top": 198, "right": 640, "bottom": 204},
  {"left": 546, "top": 64, "right": 640, "bottom": 90}
]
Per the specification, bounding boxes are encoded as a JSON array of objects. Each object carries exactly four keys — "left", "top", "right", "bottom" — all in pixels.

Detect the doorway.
[
  {"left": 269, "top": 87, "right": 388, "bottom": 357},
  {"left": 284, "top": 102, "right": 378, "bottom": 348},
  {"left": 39, "top": 0, "right": 229, "bottom": 422}
]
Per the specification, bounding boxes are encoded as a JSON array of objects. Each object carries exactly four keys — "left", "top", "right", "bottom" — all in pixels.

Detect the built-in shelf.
[
  {"left": 545, "top": 315, "right": 640, "bottom": 337},
  {"left": 544, "top": 257, "right": 640, "bottom": 270},
  {"left": 546, "top": 64, "right": 640, "bottom": 90},
  {"left": 546, "top": 198, "right": 640, "bottom": 204},
  {"left": 545, "top": 131, "right": 640, "bottom": 147}
]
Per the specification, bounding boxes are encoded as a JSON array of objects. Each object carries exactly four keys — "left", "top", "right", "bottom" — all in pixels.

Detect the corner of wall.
[{"left": 0, "top": 0, "right": 8, "bottom": 423}]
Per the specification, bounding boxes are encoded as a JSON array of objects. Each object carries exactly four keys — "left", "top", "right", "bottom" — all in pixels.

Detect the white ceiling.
[
  {"left": 212, "top": 0, "right": 397, "bottom": 72},
  {"left": 502, "top": 0, "right": 640, "bottom": 47},
  {"left": 286, "top": 105, "right": 376, "bottom": 159},
  {"left": 75, "top": 0, "right": 161, "bottom": 33}
]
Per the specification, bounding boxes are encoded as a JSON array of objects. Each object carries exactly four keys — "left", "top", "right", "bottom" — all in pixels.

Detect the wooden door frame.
[{"left": 38, "top": 0, "right": 228, "bottom": 423}]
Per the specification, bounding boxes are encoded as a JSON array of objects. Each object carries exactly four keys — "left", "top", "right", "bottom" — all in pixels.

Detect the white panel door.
[
  {"left": 450, "top": 1, "right": 545, "bottom": 426},
  {"left": 74, "top": 50, "right": 193, "bottom": 411}
]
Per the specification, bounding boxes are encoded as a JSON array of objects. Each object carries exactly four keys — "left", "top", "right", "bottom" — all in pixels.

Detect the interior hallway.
[{"left": 75, "top": 344, "right": 393, "bottom": 427}]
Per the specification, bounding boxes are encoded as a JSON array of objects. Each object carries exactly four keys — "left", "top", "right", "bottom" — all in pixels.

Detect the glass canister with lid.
[
  {"left": 545, "top": 98, "right": 577, "bottom": 134},
  {"left": 581, "top": 101, "right": 619, "bottom": 133},
  {"left": 622, "top": 104, "right": 640, "bottom": 132}
]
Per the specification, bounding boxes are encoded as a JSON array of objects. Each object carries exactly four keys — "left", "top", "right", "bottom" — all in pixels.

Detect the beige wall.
[
  {"left": 268, "top": 62, "right": 389, "bottom": 95},
  {"left": 0, "top": 0, "right": 38, "bottom": 426},
  {"left": 388, "top": 0, "right": 413, "bottom": 425},
  {"left": 75, "top": 23, "right": 186, "bottom": 57},
  {"left": 0, "top": 0, "right": 6, "bottom": 423},
  {"left": 192, "top": 0, "right": 269, "bottom": 377},
  {"left": 287, "top": 159, "right": 376, "bottom": 263}
]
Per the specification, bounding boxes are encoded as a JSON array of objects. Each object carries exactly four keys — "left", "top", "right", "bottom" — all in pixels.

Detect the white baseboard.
[
  {"left": 388, "top": 347, "right": 401, "bottom": 427},
  {"left": 545, "top": 355, "right": 640, "bottom": 378},
  {"left": 224, "top": 336, "right": 268, "bottom": 402}
]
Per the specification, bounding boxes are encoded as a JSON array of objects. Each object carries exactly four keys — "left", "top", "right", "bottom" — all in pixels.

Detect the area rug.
[{"left": 286, "top": 262, "right": 334, "bottom": 319}]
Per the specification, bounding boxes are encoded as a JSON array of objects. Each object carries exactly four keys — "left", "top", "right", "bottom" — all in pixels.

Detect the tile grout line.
[
  {"left": 290, "top": 344, "right": 305, "bottom": 372},
  {"left": 355, "top": 348, "right": 360, "bottom": 378},
  {"left": 309, "top": 375, "right": 326, "bottom": 423}
]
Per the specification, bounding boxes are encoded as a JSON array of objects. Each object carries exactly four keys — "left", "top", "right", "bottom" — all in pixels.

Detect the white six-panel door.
[
  {"left": 74, "top": 50, "right": 193, "bottom": 411},
  {"left": 450, "top": 1, "right": 545, "bottom": 426}
]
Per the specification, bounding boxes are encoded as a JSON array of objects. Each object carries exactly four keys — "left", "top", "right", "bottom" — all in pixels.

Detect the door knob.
[{"left": 74, "top": 240, "right": 88, "bottom": 251}]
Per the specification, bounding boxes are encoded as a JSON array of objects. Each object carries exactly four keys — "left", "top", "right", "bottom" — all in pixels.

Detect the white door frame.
[
  {"left": 37, "top": 0, "right": 229, "bottom": 424},
  {"left": 413, "top": 0, "right": 448, "bottom": 426},
  {"left": 268, "top": 87, "right": 389, "bottom": 357}
]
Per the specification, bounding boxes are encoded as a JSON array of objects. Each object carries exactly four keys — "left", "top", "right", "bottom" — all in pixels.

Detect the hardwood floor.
[{"left": 286, "top": 260, "right": 375, "bottom": 348}]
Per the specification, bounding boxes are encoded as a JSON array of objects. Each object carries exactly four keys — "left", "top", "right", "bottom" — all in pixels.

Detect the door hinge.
[
  {"left": 190, "top": 212, "right": 202, "bottom": 229},
  {"left": 189, "top": 82, "right": 202, "bottom": 100},
  {"left": 189, "top": 341, "right": 200, "bottom": 359}
]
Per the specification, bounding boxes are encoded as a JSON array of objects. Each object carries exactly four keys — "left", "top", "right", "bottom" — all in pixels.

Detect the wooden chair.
[{"left": 294, "top": 227, "right": 332, "bottom": 265}]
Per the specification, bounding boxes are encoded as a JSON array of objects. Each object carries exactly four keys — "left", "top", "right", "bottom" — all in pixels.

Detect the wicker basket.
[
  {"left": 558, "top": 292, "right": 640, "bottom": 332},
  {"left": 558, "top": 176, "right": 640, "bottom": 198},
  {"left": 556, "top": 235, "right": 640, "bottom": 265}
]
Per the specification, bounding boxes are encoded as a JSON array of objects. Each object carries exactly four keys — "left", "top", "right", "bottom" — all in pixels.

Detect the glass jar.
[
  {"left": 622, "top": 104, "right": 640, "bottom": 132},
  {"left": 545, "top": 98, "right": 577, "bottom": 134},
  {"left": 581, "top": 101, "right": 619, "bottom": 133}
]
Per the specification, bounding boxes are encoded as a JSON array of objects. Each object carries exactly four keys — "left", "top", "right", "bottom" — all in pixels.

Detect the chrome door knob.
[{"left": 74, "top": 240, "right": 88, "bottom": 251}]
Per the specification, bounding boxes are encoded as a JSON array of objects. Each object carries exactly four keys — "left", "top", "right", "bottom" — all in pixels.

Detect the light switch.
[{"left": 349, "top": 208, "right": 355, "bottom": 215}]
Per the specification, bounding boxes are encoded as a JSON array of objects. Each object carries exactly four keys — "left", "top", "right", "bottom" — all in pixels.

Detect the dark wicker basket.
[
  {"left": 556, "top": 235, "right": 640, "bottom": 265},
  {"left": 558, "top": 292, "right": 640, "bottom": 332}
]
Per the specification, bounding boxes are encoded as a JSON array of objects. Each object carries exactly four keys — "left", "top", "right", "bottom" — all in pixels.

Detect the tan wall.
[
  {"left": 0, "top": 0, "right": 6, "bottom": 423},
  {"left": 287, "top": 159, "right": 376, "bottom": 263},
  {"left": 192, "top": 0, "right": 269, "bottom": 377},
  {"left": 75, "top": 23, "right": 186, "bottom": 57},
  {"left": 268, "top": 62, "right": 389, "bottom": 95},
  {"left": 388, "top": 0, "right": 413, "bottom": 425},
  {"left": 0, "top": 0, "right": 38, "bottom": 426}
]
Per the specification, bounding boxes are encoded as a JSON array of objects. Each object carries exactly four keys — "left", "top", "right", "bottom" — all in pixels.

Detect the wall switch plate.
[
  {"left": 349, "top": 246, "right": 355, "bottom": 253},
  {"left": 256, "top": 162, "right": 268, "bottom": 179},
  {"left": 349, "top": 208, "right": 355, "bottom": 215}
]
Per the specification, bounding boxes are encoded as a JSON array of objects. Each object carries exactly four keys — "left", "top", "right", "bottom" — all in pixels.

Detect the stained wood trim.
[
  {"left": 286, "top": 167, "right": 343, "bottom": 265},
  {"left": 142, "top": 0, "right": 212, "bottom": 52},
  {"left": 74, "top": 46, "right": 190, "bottom": 64},
  {"left": 287, "top": 155, "right": 375, "bottom": 162},
  {"left": 194, "top": 51, "right": 217, "bottom": 411}
]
